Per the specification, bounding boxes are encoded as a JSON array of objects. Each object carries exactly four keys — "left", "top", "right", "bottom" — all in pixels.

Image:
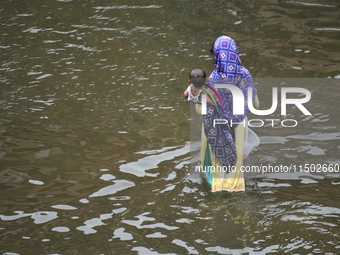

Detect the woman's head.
[{"left": 211, "top": 36, "right": 241, "bottom": 73}]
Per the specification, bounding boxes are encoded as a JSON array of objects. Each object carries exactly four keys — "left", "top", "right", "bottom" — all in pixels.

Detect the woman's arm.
[{"left": 253, "top": 94, "right": 260, "bottom": 109}]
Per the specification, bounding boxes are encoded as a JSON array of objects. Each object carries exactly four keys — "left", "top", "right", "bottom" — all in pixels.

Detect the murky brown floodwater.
[{"left": 1, "top": 0, "right": 339, "bottom": 254}]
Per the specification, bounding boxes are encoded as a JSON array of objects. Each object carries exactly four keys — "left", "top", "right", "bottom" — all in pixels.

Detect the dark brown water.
[{"left": 0, "top": 0, "right": 339, "bottom": 254}]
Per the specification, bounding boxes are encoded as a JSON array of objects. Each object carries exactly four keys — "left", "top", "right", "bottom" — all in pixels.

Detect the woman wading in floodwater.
[{"left": 185, "top": 35, "right": 259, "bottom": 192}]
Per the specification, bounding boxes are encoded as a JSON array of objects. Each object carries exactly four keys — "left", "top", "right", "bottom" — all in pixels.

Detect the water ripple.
[
  {"left": 93, "top": 5, "right": 163, "bottom": 10},
  {"left": 89, "top": 179, "right": 135, "bottom": 198},
  {"left": 0, "top": 211, "right": 58, "bottom": 224}
]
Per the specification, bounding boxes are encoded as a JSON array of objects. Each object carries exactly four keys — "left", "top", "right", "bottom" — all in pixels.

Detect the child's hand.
[{"left": 183, "top": 88, "right": 189, "bottom": 98}]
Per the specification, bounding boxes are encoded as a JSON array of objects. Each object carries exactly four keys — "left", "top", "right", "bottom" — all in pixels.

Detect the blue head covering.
[{"left": 202, "top": 35, "right": 256, "bottom": 166}]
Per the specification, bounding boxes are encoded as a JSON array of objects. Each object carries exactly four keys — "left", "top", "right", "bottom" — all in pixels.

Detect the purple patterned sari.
[{"left": 202, "top": 36, "right": 257, "bottom": 166}]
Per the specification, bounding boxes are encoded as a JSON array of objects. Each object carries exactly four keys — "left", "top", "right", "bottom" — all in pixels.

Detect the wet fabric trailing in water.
[{"left": 202, "top": 36, "right": 257, "bottom": 167}]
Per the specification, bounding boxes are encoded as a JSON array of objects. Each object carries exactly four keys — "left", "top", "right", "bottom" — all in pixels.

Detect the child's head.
[{"left": 189, "top": 68, "right": 206, "bottom": 89}]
